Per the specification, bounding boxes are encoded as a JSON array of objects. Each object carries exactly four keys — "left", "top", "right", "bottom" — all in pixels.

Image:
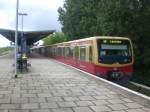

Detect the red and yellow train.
[{"left": 33, "top": 36, "right": 134, "bottom": 82}]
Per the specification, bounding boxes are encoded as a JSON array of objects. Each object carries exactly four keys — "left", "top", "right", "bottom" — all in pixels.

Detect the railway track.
[{"left": 125, "top": 81, "right": 150, "bottom": 97}]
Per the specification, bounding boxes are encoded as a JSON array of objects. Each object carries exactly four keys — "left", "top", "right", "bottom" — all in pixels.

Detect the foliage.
[
  {"left": 0, "top": 47, "right": 14, "bottom": 56},
  {"left": 42, "top": 32, "right": 68, "bottom": 45},
  {"left": 58, "top": 0, "right": 150, "bottom": 86}
]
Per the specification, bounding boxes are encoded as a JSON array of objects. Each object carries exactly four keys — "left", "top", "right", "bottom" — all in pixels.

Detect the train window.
[
  {"left": 49, "top": 47, "right": 52, "bottom": 53},
  {"left": 41, "top": 48, "right": 45, "bottom": 54},
  {"left": 47, "top": 47, "right": 49, "bottom": 53},
  {"left": 45, "top": 47, "right": 48, "bottom": 55},
  {"left": 57, "top": 47, "right": 62, "bottom": 56},
  {"left": 66, "top": 47, "right": 73, "bottom": 58},
  {"left": 80, "top": 47, "right": 86, "bottom": 61},
  {"left": 54, "top": 48, "right": 57, "bottom": 55},
  {"left": 66, "top": 47, "right": 69, "bottom": 57},
  {"left": 52, "top": 47, "right": 56, "bottom": 55},
  {"left": 55, "top": 48, "right": 57, "bottom": 55},
  {"left": 89, "top": 46, "right": 93, "bottom": 62},
  {"left": 61, "top": 47, "right": 63, "bottom": 56},
  {"left": 75, "top": 46, "right": 79, "bottom": 59},
  {"left": 62, "top": 47, "right": 65, "bottom": 56},
  {"left": 70, "top": 47, "right": 74, "bottom": 58}
]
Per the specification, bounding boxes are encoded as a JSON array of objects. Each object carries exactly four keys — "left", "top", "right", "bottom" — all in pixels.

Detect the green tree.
[
  {"left": 43, "top": 32, "right": 68, "bottom": 45},
  {"left": 58, "top": 0, "right": 150, "bottom": 86}
]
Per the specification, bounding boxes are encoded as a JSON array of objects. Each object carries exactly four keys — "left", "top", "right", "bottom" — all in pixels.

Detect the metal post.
[
  {"left": 18, "top": 13, "right": 27, "bottom": 55},
  {"left": 15, "top": 0, "right": 19, "bottom": 78},
  {"left": 22, "top": 15, "right": 23, "bottom": 34},
  {"left": 21, "top": 15, "right": 23, "bottom": 56}
]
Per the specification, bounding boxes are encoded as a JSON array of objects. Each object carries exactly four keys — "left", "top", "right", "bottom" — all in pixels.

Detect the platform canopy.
[{"left": 0, "top": 28, "right": 55, "bottom": 45}]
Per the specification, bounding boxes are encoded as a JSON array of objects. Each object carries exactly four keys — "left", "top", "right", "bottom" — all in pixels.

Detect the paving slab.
[{"left": 0, "top": 54, "right": 149, "bottom": 112}]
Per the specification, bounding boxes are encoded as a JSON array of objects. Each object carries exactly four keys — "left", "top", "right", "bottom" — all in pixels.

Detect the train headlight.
[{"left": 113, "top": 67, "right": 118, "bottom": 71}]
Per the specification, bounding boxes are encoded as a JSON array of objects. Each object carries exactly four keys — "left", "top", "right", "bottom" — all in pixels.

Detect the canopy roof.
[{"left": 0, "top": 28, "right": 55, "bottom": 45}]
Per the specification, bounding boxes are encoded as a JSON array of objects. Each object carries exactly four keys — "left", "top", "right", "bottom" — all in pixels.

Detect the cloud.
[
  {"left": 0, "top": 0, "right": 64, "bottom": 31},
  {"left": 0, "top": 0, "right": 16, "bottom": 10},
  {"left": 0, "top": 0, "right": 64, "bottom": 47},
  {"left": 0, "top": 11, "right": 9, "bottom": 28},
  {"left": 20, "top": 0, "right": 64, "bottom": 11}
]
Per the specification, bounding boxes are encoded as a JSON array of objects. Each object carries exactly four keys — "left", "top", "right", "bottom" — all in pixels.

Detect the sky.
[{"left": 0, "top": 0, "right": 64, "bottom": 47}]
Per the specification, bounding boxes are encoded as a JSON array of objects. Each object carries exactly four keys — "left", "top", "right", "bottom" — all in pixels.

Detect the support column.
[{"left": 22, "top": 34, "right": 27, "bottom": 55}]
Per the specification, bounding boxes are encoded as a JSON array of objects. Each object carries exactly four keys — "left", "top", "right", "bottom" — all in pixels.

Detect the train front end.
[{"left": 95, "top": 37, "right": 134, "bottom": 82}]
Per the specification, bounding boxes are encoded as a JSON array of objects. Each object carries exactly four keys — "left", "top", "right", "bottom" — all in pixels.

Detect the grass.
[{"left": 0, "top": 47, "right": 14, "bottom": 56}]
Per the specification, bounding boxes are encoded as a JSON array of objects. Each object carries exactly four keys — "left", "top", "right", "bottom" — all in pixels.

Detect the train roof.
[
  {"left": 53, "top": 36, "right": 130, "bottom": 44},
  {"left": 40, "top": 36, "right": 130, "bottom": 47},
  {"left": 74, "top": 36, "right": 130, "bottom": 41}
]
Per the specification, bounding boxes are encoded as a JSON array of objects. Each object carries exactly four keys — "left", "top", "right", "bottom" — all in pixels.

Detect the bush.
[{"left": 43, "top": 32, "right": 68, "bottom": 45}]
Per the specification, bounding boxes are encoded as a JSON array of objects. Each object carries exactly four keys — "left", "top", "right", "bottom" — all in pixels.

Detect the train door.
[
  {"left": 74, "top": 46, "right": 79, "bottom": 67},
  {"left": 88, "top": 45, "right": 95, "bottom": 74},
  {"left": 79, "top": 46, "right": 87, "bottom": 69},
  {"left": 89, "top": 46, "right": 93, "bottom": 63}
]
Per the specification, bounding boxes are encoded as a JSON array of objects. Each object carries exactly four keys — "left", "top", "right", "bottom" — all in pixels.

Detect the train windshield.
[{"left": 97, "top": 39, "right": 132, "bottom": 64}]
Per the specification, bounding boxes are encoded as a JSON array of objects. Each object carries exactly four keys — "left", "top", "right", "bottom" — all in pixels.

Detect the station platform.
[{"left": 0, "top": 53, "right": 149, "bottom": 112}]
